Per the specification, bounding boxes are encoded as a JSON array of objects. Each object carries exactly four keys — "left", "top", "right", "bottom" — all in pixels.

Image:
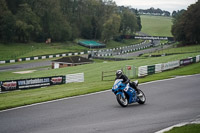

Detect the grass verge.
[
  {"left": 0, "top": 61, "right": 200, "bottom": 111},
  {"left": 164, "top": 124, "right": 200, "bottom": 133}
]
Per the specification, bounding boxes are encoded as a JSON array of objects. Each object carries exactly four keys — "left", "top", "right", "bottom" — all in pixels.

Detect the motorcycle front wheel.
[
  {"left": 137, "top": 89, "right": 146, "bottom": 104},
  {"left": 116, "top": 92, "right": 128, "bottom": 107}
]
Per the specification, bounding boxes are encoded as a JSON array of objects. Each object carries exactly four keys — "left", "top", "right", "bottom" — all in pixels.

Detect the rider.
[{"left": 115, "top": 70, "right": 141, "bottom": 96}]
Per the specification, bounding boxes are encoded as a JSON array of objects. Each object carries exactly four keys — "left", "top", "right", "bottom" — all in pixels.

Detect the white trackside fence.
[
  {"left": 65, "top": 73, "right": 84, "bottom": 84},
  {"left": 138, "top": 55, "right": 200, "bottom": 77},
  {"left": 161, "top": 60, "right": 180, "bottom": 71}
]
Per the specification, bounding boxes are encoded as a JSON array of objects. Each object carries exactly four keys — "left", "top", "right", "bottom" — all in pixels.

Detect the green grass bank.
[
  {"left": 164, "top": 124, "right": 200, "bottom": 133},
  {"left": 0, "top": 52, "right": 200, "bottom": 110}
]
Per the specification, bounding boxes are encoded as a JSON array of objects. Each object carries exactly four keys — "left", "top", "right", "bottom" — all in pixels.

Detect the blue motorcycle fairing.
[
  {"left": 126, "top": 87, "right": 137, "bottom": 103},
  {"left": 112, "top": 79, "right": 138, "bottom": 104},
  {"left": 116, "top": 91, "right": 125, "bottom": 99},
  {"left": 112, "top": 79, "right": 125, "bottom": 93}
]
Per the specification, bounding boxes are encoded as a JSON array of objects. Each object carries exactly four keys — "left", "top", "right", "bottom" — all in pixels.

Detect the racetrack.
[
  {"left": 0, "top": 61, "right": 51, "bottom": 72},
  {"left": 0, "top": 74, "right": 200, "bottom": 133}
]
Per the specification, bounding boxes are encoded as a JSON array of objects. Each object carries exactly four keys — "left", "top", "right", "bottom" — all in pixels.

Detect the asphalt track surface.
[
  {"left": 0, "top": 74, "right": 200, "bottom": 133},
  {"left": 0, "top": 61, "right": 51, "bottom": 72},
  {"left": 97, "top": 40, "right": 158, "bottom": 57}
]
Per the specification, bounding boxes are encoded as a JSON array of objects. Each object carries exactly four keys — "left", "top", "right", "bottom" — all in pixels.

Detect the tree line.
[
  {"left": 0, "top": 0, "right": 141, "bottom": 43},
  {"left": 171, "top": 0, "right": 200, "bottom": 45}
]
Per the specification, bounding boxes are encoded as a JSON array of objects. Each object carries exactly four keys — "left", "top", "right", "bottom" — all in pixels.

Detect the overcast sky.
[{"left": 114, "top": 0, "right": 197, "bottom": 13}]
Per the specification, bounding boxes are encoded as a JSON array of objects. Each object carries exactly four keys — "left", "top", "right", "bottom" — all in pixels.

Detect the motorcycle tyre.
[
  {"left": 137, "top": 89, "right": 146, "bottom": 104},
  {"left": 116, "top": 93, "right": 128, "bottom": 107}
]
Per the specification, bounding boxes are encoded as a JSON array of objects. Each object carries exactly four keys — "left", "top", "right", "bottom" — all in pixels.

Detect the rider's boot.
[{"left": 130, "top": 82, "right": 142, "bottom": 97}]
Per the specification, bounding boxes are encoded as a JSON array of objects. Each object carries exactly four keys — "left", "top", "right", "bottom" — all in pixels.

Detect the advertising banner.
[
  {"left": 161, "top": 61, "right": 180, "bottom": 71},
  {"left": 147, "top": 65, "right": 155, "bottom": 75},
  {"left": 180, "top": 58, "right": 193, "bottom": 66},
  {"left": 0, "top": 81, "right": 18, "bottom": 91},
  {"left": 0, "top": 76, "right": 66, "bottom": 92},
  {"left": 17, "top": 78, "right": 50, "bottom": 89}
]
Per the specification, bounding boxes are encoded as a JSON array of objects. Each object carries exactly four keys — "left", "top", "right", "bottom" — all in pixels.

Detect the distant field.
[{"left": 141, "top": 15, "right": 173, "bottom": 37}]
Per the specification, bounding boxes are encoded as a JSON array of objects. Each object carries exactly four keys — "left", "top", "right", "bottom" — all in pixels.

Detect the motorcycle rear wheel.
[{"left": 116, "top": 92, "right": 128, "bottom": 107}]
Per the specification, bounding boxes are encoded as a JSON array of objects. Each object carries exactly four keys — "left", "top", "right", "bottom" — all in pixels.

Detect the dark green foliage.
[
  {"left": 15, "top": 3, "right": 41, "bottom": 42},
  {"left": 0, "top": 0, "right": 15, "bottom": 42},
  {"left": 0, "top": 0, "right": 142, "bottom": 43},
  {"left": 171, "top": 0, "right": 200, "bottom": 45},
  {"left": 120, "top": 9, "right": 137, "bottom": 34}
]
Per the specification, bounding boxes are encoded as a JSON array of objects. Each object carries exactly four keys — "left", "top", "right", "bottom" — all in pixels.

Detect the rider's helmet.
[{"left": 116, "top": 70, "right": 123, "bottom": 78}]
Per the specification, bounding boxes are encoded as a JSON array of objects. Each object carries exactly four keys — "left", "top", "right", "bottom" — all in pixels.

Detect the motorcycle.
[{"left": 112, "top": 79, "right": 146, "bottom": 107}]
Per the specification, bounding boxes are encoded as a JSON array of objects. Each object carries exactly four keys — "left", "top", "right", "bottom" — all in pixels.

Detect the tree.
[
  {"left": 27, "top": 0, "right": 71, "bottom": 42},
  {"left": 102, "top": 14, "right": 121, "bottom": 43},
  {"left": 15, "top": 3, "right": 41, "bottom": 42},
  {"left": 1, "top": 0, "right": 141, "bottom": 43},
  {"left": 120, "top": 9, "right": 138, "bottom": 35},
  {"left": 0, "top": 0, "right": 16, "bottom": 42},
  {"left": 135, "top": 9, "right": 142, "bottom": 31},
  {"left": 171, "top": 1, "right": 200, "bottom": 44},
  {"left": 172, "top": 11, "right": 177, "bottom": 17},
  {"left": 5, "top": 0, "right": 26, "bottom": 14}
]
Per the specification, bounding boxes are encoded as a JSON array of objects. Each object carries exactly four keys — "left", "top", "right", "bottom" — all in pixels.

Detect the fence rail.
[{"left": 102, "top": 70, "right": 116, "bottom": 81}]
